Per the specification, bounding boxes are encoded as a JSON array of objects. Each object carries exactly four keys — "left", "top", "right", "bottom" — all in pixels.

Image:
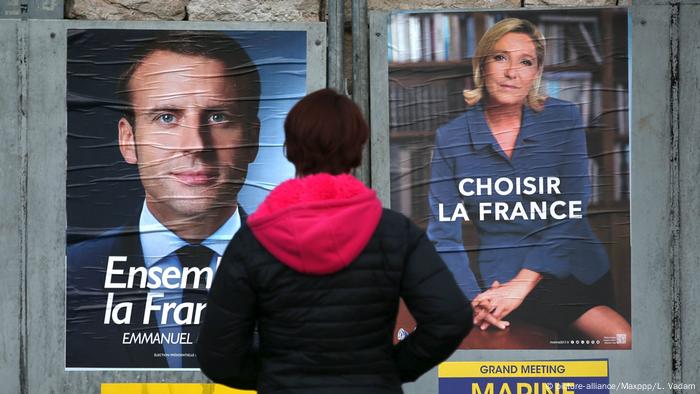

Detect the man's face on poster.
[{"left": 118, "top": 50, "right": 258, "bottom": 225}]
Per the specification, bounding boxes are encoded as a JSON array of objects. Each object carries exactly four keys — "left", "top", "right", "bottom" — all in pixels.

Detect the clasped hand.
[{"left": 471, "top": 270, "right": 541, "bottom": 331}]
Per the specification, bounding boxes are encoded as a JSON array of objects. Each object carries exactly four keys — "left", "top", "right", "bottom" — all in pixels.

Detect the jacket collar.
[
  {"left": 139, "top": 202, "right": 242, "bottom": 268},
  {"left": 466, "top": 101, "right": 540, "bottom": 154}
]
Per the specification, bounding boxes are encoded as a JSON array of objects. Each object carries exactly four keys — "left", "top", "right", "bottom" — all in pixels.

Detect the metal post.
[
  {"left": 327, "top": 0, "right": 344, "bottom": 93},
  {"left": 352, "top": 0, "right": 370, "bottom": 185}
]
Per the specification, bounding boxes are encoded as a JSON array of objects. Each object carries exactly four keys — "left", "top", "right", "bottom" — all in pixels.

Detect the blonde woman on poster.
[{"left": 427, "top": 18, "right": 630, "bottom": 347}]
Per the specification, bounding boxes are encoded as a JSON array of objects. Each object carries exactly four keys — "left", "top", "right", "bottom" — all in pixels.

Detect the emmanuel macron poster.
[{"left": 66, "top": 28, "right": 306, "bottom": 369}]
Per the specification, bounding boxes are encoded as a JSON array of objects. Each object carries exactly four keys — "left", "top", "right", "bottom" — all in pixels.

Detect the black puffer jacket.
[{"left": 197, "top": 174, "right": 472, "bottom": 393}]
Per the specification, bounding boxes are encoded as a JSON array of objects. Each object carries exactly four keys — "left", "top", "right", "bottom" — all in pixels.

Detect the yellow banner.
[
  {"left": 438, "top": 361, "right": 608, "bottom": 378},
  {"left": 101, "top": 384, "right": 255, "bottom": 394}
]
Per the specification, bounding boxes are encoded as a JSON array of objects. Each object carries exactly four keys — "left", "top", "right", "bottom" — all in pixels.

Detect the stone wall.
[{"left": 66, "top": 0, "right": 630, "bottom": 21}]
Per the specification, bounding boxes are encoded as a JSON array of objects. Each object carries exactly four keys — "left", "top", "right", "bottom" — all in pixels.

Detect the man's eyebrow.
[
  {"left": 199, "top": 106, "right": 233, "bottom": 111},
  {"left": 142, "top": 106, "right": 185, "bottom": 114}
]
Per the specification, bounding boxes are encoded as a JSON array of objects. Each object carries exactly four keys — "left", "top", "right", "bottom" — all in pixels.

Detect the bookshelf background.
[{"left": 388, "top": 8, "right": 630, "bottom": 321}]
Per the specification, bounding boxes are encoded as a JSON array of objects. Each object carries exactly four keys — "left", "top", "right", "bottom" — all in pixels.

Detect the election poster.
[
  {"left": 438, "top": 360, "right": 610, "bottom": 394},
  {"left": 66, "top": 29, "right": 306, "bottom": 369},
  {"left": 389, "top": 8, "right": 631, "bottom": 349}
]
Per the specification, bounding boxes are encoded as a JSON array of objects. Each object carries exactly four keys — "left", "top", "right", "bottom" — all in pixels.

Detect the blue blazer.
[{"left": 426, "top": 98, "right": 610, "bottom": 300}]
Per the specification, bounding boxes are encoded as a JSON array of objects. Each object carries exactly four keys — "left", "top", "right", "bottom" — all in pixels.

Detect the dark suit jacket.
[
  {"left": 66, "top": 223, "right": 171, "bottom": 368},
  {"left": 66, "top": 210, "right": 246, "bottom": 369}
]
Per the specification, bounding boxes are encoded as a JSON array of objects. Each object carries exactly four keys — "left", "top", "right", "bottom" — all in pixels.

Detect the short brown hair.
[
  {"left": 284, "top": 89, "right": 369, "bottom": 176},
  {"left": 117, "top": 30, "right": 261, "bottom": 127}
]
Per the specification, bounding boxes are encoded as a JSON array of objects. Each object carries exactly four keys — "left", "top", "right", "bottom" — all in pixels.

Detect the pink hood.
[{"left": 248, "top": 173, "right": 383, "bottom": 275}]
